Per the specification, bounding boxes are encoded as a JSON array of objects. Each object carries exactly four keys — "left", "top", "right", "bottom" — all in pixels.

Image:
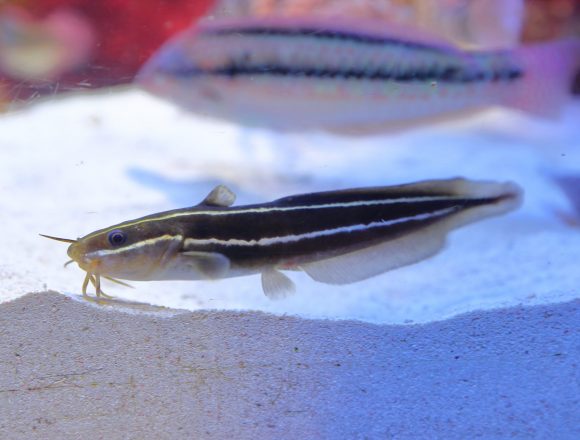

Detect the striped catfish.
[
  {"left": 137, "top": 17, "right": 580, "bottom": 132},
  {"left": 42, "top": 178, "right": 522, "bottom": 300}
]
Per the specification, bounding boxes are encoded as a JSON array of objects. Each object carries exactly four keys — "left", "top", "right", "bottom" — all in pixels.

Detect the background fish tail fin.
[{"left": 509, "top": 38, "right": 580, "bottom": 118}]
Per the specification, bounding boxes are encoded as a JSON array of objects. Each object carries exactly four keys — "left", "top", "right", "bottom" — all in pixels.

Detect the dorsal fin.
[{"left": 200, "top": 185, "right": 236, "bottom": 207}]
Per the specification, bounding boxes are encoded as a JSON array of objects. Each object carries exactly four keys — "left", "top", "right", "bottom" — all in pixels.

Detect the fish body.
[
  {"left": 213, "top": 0, "right": 525, "bottom": 49},
  {"left": 137, "top": 17, "right": 580, "bottom": 132},
  {"left": 60, "top": 178, "right": 522, "bottom": 299}
]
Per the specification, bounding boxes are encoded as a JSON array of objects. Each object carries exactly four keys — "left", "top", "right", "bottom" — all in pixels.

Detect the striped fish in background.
[
  {"left": 56, "top": 178, "right": 523, "bottom": 300},
  {"left": 137, "top": 17, "right": 580, "bottom": 132},
  {"left": 212, "top": 0, "right": 527, "bottom": 50}
]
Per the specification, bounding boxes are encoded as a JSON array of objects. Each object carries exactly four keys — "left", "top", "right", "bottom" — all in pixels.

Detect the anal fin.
[
  {"left": 301, "top": 227, "right": 447, "bottom": 285},
  {"left": 261, "top": 268, "right": 296, "bottom": 300}
]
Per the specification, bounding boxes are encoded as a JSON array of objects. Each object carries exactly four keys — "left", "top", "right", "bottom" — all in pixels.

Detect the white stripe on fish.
[
  {"left": 83, "top": 195, "right": 471, "bottom": 240},
  {"left": 182, "top": 207, "right": 455, "bottom": 248}
]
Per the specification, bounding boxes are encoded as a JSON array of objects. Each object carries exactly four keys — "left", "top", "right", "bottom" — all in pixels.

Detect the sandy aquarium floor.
[
  {"left": 0, "top": 88, "right": 579, "bottom": 323},
  {"left": 1, "top": 89, "right": 579, "bottom": 439},
  {"left": 0, "top": 292, "right": 578, "bottom": 440}
]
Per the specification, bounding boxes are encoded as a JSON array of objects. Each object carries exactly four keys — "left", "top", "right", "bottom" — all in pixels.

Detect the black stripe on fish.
[
  {"left": 205, "top": 26, "right": 449, "bottom": 53},
  {"left": 183, "top": 206, "right": 458, "bottom": 266},
  {"left": 178, "top": 198, "right": 487, "bottom": 243},
  {"left": 179, "top": 196, "right": 505, "bottom": 266},
  {"left": 173, "top": 62, "right": 523, "bottom": 84}
]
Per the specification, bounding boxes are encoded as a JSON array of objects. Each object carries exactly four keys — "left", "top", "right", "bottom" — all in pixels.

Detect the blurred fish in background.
[
  {"left": 213, "top": 0, "right": 526, "bottom": 49},
  {"left": 1, "top": 0, "right": 578, "bottom": 115},
  {"left": 137, "top": 12, "right": 579, "bottom": 133},
  {"left": 0, "top": 0, "right": 216, "bottom": 108},
  {"left": 212, "top": 0, "right": 580, "bottom": 91}
]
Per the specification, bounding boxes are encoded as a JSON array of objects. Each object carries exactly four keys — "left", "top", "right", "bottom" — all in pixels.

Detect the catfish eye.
[{"left": 108, "top": 230, "right": 127, "bottom": 247}]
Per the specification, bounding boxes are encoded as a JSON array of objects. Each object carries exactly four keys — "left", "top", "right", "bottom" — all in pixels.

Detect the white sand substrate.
[
  {"left": 0, "top": 292, "right": 578, "bottom": 439},
  {"left": 0, "top": 90, "right": 579, "bottom": 323},
  {"left": 0, "top": 89, "right": 579, "bottom": 438}
]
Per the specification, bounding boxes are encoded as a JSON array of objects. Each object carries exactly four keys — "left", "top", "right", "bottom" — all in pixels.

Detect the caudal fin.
[
  {"left": 508, "top": 38, "right": 580, "bottom": 118},
  {"left": 508, "top": 38, "right": 580, "bottom": 117}
]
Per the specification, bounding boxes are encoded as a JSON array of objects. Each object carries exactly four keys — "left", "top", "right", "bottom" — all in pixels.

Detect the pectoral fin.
[
  {"left": 261, "top": 268, "right": 296, "bottom": 300},
  {"left": 181, "top": 251, "right": 231, "bottom": 279},
  {"left": 301, "top": 227, "right": 447, "bottom": 285},
  {"left": 200, "top": 185, "right": 236, "bottom": 207}
]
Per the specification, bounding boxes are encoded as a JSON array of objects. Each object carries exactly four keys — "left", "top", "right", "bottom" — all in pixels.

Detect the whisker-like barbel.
[
  {"left": 43, "top": 178, "right": 523, "bottom": 300},
  {"left": 89, "top": 274, "right": 114, "bottom": 300},
  {"left": 81, "top": 272, "right": 91, "bottom": 296},
  {"left": 40, "top": 234, "right": 77, "bottom": 244},
  {"left": 102, "top": 275, "right": 134, "bottom": 289}
]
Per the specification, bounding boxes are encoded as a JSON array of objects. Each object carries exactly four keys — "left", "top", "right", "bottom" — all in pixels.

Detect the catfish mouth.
[
  {"left": 68, "top": 247, "right": 132, "bottom": 300},
  {"left": 80, "top": 234, "right": 184, "bottom": 281},
  {"left": 66, "top": 242, "right": 84, "bottom": 265},
  {"left": 66, "top": 242, "right": 102, "bottom": 274},
  {"left": 40, "top": 235, "right": 121, "bottom": 300},
  {"left": 40, "top": 232, "right": 182, "bottom": 299}
]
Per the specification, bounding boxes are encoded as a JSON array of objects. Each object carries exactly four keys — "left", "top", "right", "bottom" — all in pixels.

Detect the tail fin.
[{"left": 508, "top": 38, "right": 580, "bottom": 117}]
